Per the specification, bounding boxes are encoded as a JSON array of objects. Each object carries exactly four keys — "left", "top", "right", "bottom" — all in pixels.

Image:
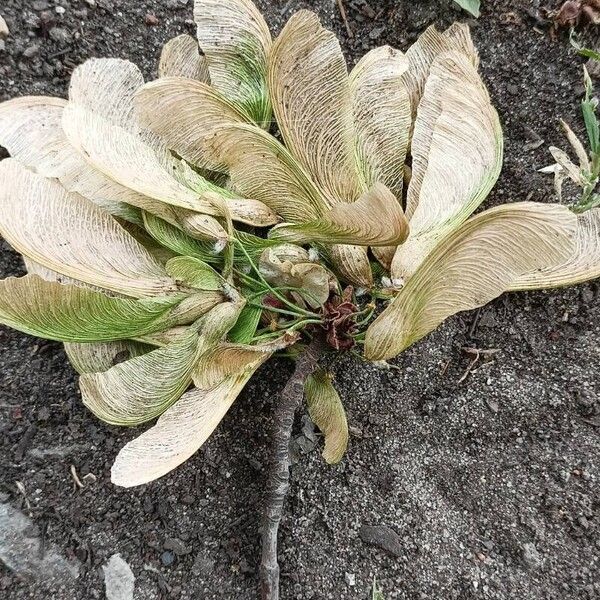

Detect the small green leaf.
[
  {"left": 228, "top": 305, "right": 262, "bottom": 343},
  {"left": 166, "top": 256, "right": 223, "bottom": 291},
  {"left": 234, "top": 231, "right": 283, "bottom": 261},
  {"left": 582, "top": 101, "right": 600, "bottom": 156},
  {"left": 569, "top": 29, "right": 600, "bottom": 62},
  {"left": 578, "top": 48, "right": 600, "bottom": 62},
  {"left": 453, "top": 0, "right": 481, "bottom": 17},
  {"left": 581, "top": 67, "right": 600, "bottom": 156},
  {"left": 142, "top": 211, "right": 222, "bottom": 265}
]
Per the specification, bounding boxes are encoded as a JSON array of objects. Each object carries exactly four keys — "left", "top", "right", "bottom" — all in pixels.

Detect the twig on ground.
[
  {"left": 70, "top": 464, "right": 84, "bottom": 489},
  {"left": 440, "top": 359, "right": 451, "bottom": 377},
  {"left": 458, "top": 347, "right": 501, "bottom": 383},
  {"left": 260, "top": 333, "right": 325, "bottom": 600},
  {"left": 15, "top": 480, "right": 31, "bottom": 514},
  {"left": 458, "top": 353, "right": 480, "bottom": 383},
  {"left": 14, "top": 423, "right": 37, "bottom": 461},
  {"left": 39, "top": 518, "right": 48, "bottom": 560},
  {"left": 462, "top": 347, "right": 501, "bottom": 356},
  {"left": 336, "top": 0, "right": 353, "bottom": 38},
  {"left": 468, "top": 307, "right": 483, "bottom": 338}
]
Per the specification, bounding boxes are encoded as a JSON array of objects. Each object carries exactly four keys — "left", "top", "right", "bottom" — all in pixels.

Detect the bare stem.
[{"left": 260, "top": 334, "right": 325, "bottom": 600}]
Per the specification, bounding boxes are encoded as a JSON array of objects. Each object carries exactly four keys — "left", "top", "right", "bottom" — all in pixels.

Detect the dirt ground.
[{"left": 0, "top": 0, "right": 599, "bottom": 598}]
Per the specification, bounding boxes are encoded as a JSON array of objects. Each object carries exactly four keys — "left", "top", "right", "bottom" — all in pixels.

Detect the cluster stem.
[{"left": 259, "top": 333, "right": 325, "bottom": 600}]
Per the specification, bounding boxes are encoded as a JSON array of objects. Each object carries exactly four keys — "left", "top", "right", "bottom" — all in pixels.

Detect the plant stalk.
[{"left": 259, "top": 333, "right": 325, "bottom": 600}]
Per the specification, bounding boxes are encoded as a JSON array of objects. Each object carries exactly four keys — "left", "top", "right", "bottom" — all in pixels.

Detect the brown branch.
[{"left": 260, "top": 333, "right": 325, "bottom": 600}]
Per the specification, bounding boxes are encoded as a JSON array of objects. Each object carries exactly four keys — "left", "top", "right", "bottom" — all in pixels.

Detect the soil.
[{"left": 1, "top": 0, "right": 599, "bottom": 599}]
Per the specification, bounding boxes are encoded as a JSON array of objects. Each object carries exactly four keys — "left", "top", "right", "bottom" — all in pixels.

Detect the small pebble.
[
  {"left": 145, "top": 13, "right": 159, "bottom": 26},
  {"left": 581, "top": 288, "right": 594, "bottom": 304},
  {"left": 160, "top": 551, "right": 175, "bottom": 566},
  {"left": 522, "top": 542, "right": 542, "bottom": 570},
  {"left": 163, "top": 537, "right": 190, "bottom": 556},
  {"left": 359, "top": 524, "right": 404, "bottom": 557},
  {"left": 345, "top": 573, "right": 355, "bottom": 587},
  {"left": 23, "top": 44, "right": 40, "bottom": 58},
  {"left": 485, "top": 398, "right": 499, "bottom": 413},
  {"left": 192, "top": 554, "right": 214, "bottom": 577},
  {"left": 369, "top": 26, "right": 384, "bottom": 40},
  {"left": 39, "top": 10, "right": 53, "bottom": 26},
  {"left": 49, "top": 27, "right": 70, "bottom": 44}
]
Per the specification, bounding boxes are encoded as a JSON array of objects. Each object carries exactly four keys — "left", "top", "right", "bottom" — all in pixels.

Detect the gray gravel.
[
  {"left": 103, "top": 554, "right": 135, "bottom": 600},
  {"left": 0, "top": 503, "right": 79, "bottom": 589}
]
